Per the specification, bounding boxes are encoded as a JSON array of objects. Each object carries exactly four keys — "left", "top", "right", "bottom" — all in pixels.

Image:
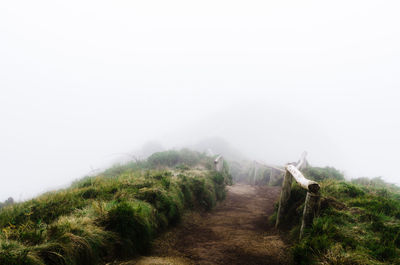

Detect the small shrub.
[
  {"left": 103, "top": 201, "right": 153, "bottom": 255},
  {"left": 81, "top": 188, "right": 99, "bottom": 199},
  {"left": 303, "top": 167, "right": 344, "bottom": 182},
  {"left": 0, "top": 240, "right": 43, "bottom": 265}
]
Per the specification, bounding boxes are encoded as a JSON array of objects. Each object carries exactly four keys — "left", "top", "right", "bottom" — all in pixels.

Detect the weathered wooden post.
[
  {"left": 253, "top": 161, "right": 257, "bottom": 185},
  {"left": 300, "top": 191, "right": 320, "bottom": 239},
  {"left": 257, "top": 155, "right": 319, "bottom": 234},
  {"left": 275, "top": 168, "right": 293, "bottom": 228},
  {"left": 285, "top": 164, "right": 320, "bottom": 238},
  {"left": 254, "top": 161, "right": 285, "bottom": 186},
  {"left": 275, "top": 153, "right": 320, "bottom": 238},
  {"left": 214, "top": 155, "right": 223, "bottom": 172},
  {"left": 268, "top": 168, "right": 274, "bottom": 186}
]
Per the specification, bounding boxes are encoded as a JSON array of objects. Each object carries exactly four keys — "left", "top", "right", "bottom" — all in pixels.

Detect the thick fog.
[{"left": 1, "top": 1, "right": 399, "bottom": 201}]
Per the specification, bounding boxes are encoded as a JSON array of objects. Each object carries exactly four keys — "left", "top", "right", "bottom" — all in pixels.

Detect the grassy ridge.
[
  {"left": 273, "top": 167, "right": 400, "bottom": 264},
  {"left": 0, "top": 150, "right": 231, "bottom": 265}
]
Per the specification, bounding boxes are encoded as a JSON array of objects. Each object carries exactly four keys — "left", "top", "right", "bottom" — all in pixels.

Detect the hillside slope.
[
  {"left": 273, "top": 167, "right": 400, "bottom": 265},
  {"left": 0, "top": 150, "right": 230, "bottom": 265}
]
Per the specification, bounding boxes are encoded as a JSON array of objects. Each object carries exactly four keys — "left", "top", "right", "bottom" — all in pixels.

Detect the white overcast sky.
[{"left": 1, "top": 0, "right": 399, "bottom": 201}]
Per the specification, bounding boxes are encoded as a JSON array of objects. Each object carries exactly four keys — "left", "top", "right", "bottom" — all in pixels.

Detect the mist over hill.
[{"left": 1, "top": 0, "right": 399, "bottom": 208}]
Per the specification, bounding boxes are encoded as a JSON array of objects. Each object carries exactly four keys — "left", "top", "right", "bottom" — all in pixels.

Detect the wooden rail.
[
  {"left": 255, "top": 161, "right": 285, "bottom": 173},
  {"left": 275, "top": 152, "right": 320, "bottom": 239},
  {"left": 214, "top": 155, "right": 224, "bottom": 172},
  {"left": 254, "top": 161, "right": 285, "bottom": 186}
]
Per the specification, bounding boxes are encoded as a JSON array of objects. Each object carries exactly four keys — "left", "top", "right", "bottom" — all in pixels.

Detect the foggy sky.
[{"left": 1, "top": 1, "right": 399, "bottom": 201}]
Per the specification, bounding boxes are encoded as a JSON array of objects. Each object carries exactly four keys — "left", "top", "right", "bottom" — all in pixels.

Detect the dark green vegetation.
[
  {"left": 0, "top": 150, "right": 231, "bottom": 265},
  {"left": 273, "top": 167, "right": 400, "bottom": 265}
]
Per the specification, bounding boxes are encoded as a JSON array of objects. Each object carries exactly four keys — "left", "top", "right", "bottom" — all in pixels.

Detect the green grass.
[
  {"left": 0, "top": 149, "right": 230, "bottom": 264},
  {"left": 274, "top": 168, "right": 400, "bottom": 265},
  {"left": 302, "top": 166, "right": 345, "bottom": 182}
]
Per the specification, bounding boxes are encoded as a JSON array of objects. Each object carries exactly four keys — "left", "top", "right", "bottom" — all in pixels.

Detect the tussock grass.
[
  {"left": 0, "top": 150, "right": 231, "bottom": 264},
  {"left": 275, "top": 168, "right": 400, "bottom": 265}
]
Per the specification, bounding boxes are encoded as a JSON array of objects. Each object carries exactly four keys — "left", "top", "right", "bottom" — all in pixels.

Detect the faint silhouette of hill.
[{"left": 191, "top": 137, "right": 246, "bottom": 162}]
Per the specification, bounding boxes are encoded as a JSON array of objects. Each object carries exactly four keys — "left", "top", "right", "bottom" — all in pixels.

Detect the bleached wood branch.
[
  {"left": 214, "top": 155, "right": 222, "bottom": 163},
  {"left": 255, "top": 161, "right": 285, "bottom": 172},
  {"left": 214, "top": 155, "right": 223, "bottom": 172},
  {"left": 276, "top": 152, "right": 320, "bottom": 238},
  {"left": 286, "top": 164, "right": 320, "bottom": 193}
]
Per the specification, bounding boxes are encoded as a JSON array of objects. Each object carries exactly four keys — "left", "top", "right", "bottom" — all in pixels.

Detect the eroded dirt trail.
[{"left": 122, "top": 184, "right": 291, "bottom": 265}]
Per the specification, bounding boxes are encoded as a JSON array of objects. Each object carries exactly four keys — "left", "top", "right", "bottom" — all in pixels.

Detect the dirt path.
[{"left": 120, "top": 184, "right": 291, "bottom": 265}]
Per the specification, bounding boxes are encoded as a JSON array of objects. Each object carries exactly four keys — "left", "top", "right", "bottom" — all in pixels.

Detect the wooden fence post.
[
  {"left": 273, "top": 153, "right": 320, "bottom": 238},
  {"left": 275, "top": 169, "right": 293, "bottom": 228},
  {"left": 268, "top": 169, "right": 273, "bottom": 186},
  {"left": 253, "top": 161, "right": 257, "bottom": 185},
  {"left": 299, "top": 191, "right": 320, "bottom": 239},
  {"left": 214, "top": 155, "right": 223, "bottom": 172}
]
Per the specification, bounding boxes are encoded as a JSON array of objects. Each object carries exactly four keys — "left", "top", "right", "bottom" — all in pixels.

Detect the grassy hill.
[
  {"left": 0, "top": 149, "right": 231, "bottom": 265},
  {"left": 272, "top": 167, "right": 400, "bottom": 265}
]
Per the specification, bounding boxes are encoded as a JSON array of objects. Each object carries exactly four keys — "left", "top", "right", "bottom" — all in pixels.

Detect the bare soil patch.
[{"left": 119, "top": 184, "right": 291, "bottom": 265}]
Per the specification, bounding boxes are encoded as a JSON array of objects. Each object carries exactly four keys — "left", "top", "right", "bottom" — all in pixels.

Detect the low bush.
[
  {"left": 303, "top": 166, "right": 344, "bottom": 182},
  {"left": 147, "top": 149, "right": 210, "bottom": 169},
  {"left": 102, "top": 201, "right": 153, "bottom": 256}
]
